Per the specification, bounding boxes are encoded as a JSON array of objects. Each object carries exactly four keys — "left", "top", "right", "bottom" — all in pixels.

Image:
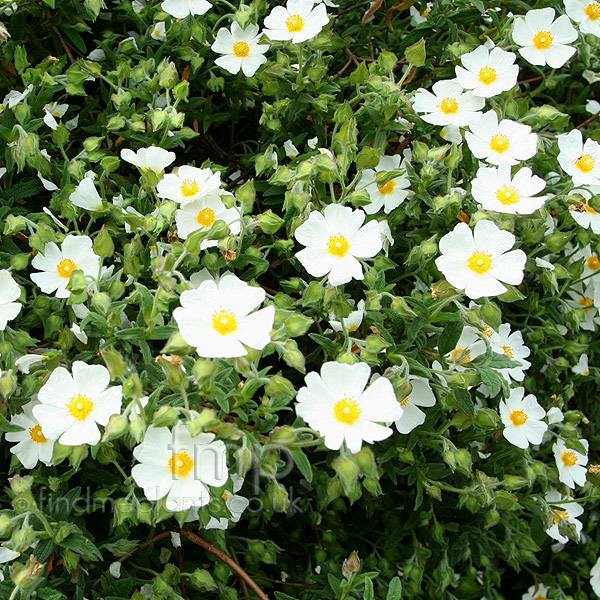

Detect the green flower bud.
[
  {"left": 333, "top": 455, "right": 359, "bottom": 492},
  {"left": 91, "top": 292, "right": 111, "bottom": 316},
  {"left": 284, "top": 314, "right": 313, "bottom": 337},
  {"left": 0, "top": 373, "right": 17, "bottom": 399},
  {"left": 235, "top": 445, "right": 254, "bottom": 476},
  {"left": 473, "top": 408, "right": 498, "bottom": 430},
  {"left": 0, "top": 514, "right": 13, "bottom": 536},
  {"left": 337, "top": 352, "right": 359, "bottom": 365},
  {"left": 546, "top": 231, "right": 571, "bottom": 253},
  {"left": 137, "top": 502, "right": 154, "bottom": 525},
  {"left": 398, "top": 449, "right": 415, "bottom": 464},
  {"left": 356, "top": 147, "right": 380, "bottom": 171},
  {"left": 123, "top": 374, "right": 143, "bottom": 399},
  {"left": 442, "top": 451, "right": 456, "bottom": 471},
  {"left": 454, "top": 449, "right": 472, "bottom": 476},
  {"left": 193, "top": 359, "right": 217, "bottom": 381},
  {"left": 354, "top": 447, "right": 378, "bottom": 478},
  {"left": 342, "top": 550, "right": 361, "bottom": 577},
  {"left": 503, "top": 475, "right": 530, "bottom": 490},
  {"left": 129, "top": 417, "right": 145, "bottom": 442},
  {"left": 114, "top": 498, "right": 136, "bottom": 526},
  {"left": 236, "top": 179, "right": 255, "bottom": 204},
  {"left": 100, "top": 346, "right": 128, "bottom": 378},
  {"left": 494, "top": 490, "right": 520, "bottom": 510},
  {"left": 12, "top": 524, "right": 36, "bottom": 551},
  {"left": 264, "top": 374, "right": 295, "bottom": 398},
  {"left": 152, "top": 405, "right": 179, "bottom": 427},
  {"left": 68, "top": 445, "right": 88, "bottom": 469},
  {"left": 257, "top": 209, "right": 284, "bottom": 234},
  {"left": 190, "top": 569, "right": 217, "bottom": 591},
  {"left": 445, "top": 143, "right": 463, "bottom": 168},
  {"left": 11, "top": 253, "right": 30, "bottom": 270},
  {"left": 103, "top": 414, "right": 128, "bottom": 442},
  {"left": 271, "top": 483, "right": 290, "bottom": 512},
  {"left": 283, "top": 339, "right": 305, "bottom": 372},
  {"left": 405, "top": 37, "right": 426, "bottom": 67},
  {"left": 186, "top": 409, "right": 218, "bottom": 435}
]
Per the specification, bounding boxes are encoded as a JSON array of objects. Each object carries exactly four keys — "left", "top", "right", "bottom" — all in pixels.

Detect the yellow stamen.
[
  {"left": 212, "top": 309, "right": 238, "bottom": 336},
  {"left": 67, "top": 394, "right": 94, "bottom": 421},
  {"left": 168, "top": 451, "right": 194, "bottom": 478},
  {"left": 579, "top": 297, "right": 594, "bottom": 312},
  {"left": 438, "top": 97, "right": 459, "bottom": 115},
  {"left": 489, "top": 134, "right": 510, "bottom": 154},
  {"left": 467, "top": 250, "right": 493, "bottom": 275},
  {"left": 501, "top": 345, "right": 514, "bottom": 358},
  {"left": 333, "top": 397, "right": 361, "bottom": 425},
  {"left": 378, "top": 180, "right": 396, "bottom": 195},
  {"left": 401, "top": 397, "right": 410, "bottom": 406},
  {"left": 509, "top": 410, "right": 528, "bottom": 426},
  {"left": 575, "top": 154, "right": 596, "bottom": 174},
  {"left": 562, "top": 451, "right": 578, "bottom": 467},
  {"left": 196, "top": 208, "right": 216, "bottom": 228},
  {"left": 478, "top": 66, "right": 497, "bottom": 85},
  {"left": 57, "top": 258, "right": 77, "bottom": 279},
  {"left": 450, "top": 347, "right": 471, "bottom": 363},
  {"left": 588, "top": 255, "right": 600, "bottom": 270},
  {"left": 533, "top": 31, "right": 553, "bottom": 49},
  {"left": 495, "top": 185, "right": 520, "bottom": 205},
  {"left": 327, "top": 234, "right": 350, "bottom": 258},
  {"left": 585, "top": 2, "right": 600, "bottom": 20},
  {"left": 286, "top": 14, "right": 305, "bottom": 32},
  {"left": 29, "top": 425, "right": 47, "bottom": 443},
  {"left": 233, "top": 41, "right": 250, "bottom": 58},
  {"left": 181, "top": 179, "right": 199, "bottom": 197},
  {"left": 553, "top": 509, "right": 569, "bottom": 524}
]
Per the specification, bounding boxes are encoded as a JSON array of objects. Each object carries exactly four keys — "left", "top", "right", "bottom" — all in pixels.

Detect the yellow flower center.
[
  {"left": 467, "top": 250, "right": 493, "bottom": 275},
  {"left": 328, "top": 234, "right": 350, "bottom": 257},
  {"left": 181, "top": 179, "right": 199, "bottom": 197},
  {"left": 562, "top": 451, "right": 578, "bottom": 467},
  {"left": 450, "top": 347, "right": 471, "bottom": 363},
  {"left": 533, "top": 31, "right": 553, "bottom": 49},
  {"left": 333, "top": 397, "right": 361, "bottom": 425},
  {"left": 579, "top": 297, "right": 594, "bottom": 312},
  {"left": 439, "top": 97, "right": 459, "bottom": 115},
  {"left": 489, "top": 134, "right": 510, "bottom": 154},
  {"left": 478, "top": 66, "right": 497, "bottom": 85},
  {"left": 401, "top": 397, "right": 410, "bottom": 406},
  {"left": 496, "top": 185, "right": 520, "bottom": 205},
  {"left": 67, "top": 394, "right": 94, "bottom": 421},
  {"left": 29, "top": 425, "right": 47, "bottom": 443},
  {"left": 57, "top": 258, "right": 78, "bottom": 279},
  {"left": 286, "top": 14, "right": 305, "bottom": 32},
  {"left": 553, "top": 509, "right": 569, "bottom": 524},
  {"left": 168, "top": 451, "right": 194, "bottom": 478},
  {"left": 212, "top": 309, "right": 238, "bottom": 336},
  {"left": 378, "top": 180, "right": 396, "bottom": 195},
  {"left": 584, "top": 370, "right": 590, "bottom": 376},
  {"left": 575, "top": 154, "right": 596, "bottom": 173},
  {"left": 222, "top": 491, "right": 229, "bottom": 501},
  {"left": 482, "top": 324, "right": 494, "bottom": 337},
  {"left": 196, "top": 207, "right": 216, "bottom": 228},
  {"left": 509, "top": 410, "right": 528, "bottom": 426},
  {"left": 233, "top": 41, "right": 250, "bottom": 58},
  {"left": 588, "top": 255, "right": 600, "bottom": 270},
  {"left": 585, "top": 2, "right": 600, "bottom": 19},
  {"left": 501, "top": 345, "right": 514, "bottom": 358},
  {"left": 535, "top": 596, "right": 547, "bottom": 600}
]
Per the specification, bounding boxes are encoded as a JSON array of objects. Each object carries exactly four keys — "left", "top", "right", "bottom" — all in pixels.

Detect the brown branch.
[
  {"left": 333, "top": 58, "right": 353, "bottom": 79},
  {"left": 343, "top": 47, "right": 360, "bottom": 67},
  {"left": 179, "top": 529, "right": 270, "bottom": 600},
  {"left": 52, "top": 26, "right": 75, "bottom": 64},
  {"left": 517, "top": 75, "right": 543, "bottom": 85},
  {"left": 229, "top": 545, "right": 250, "bottom": 600},
  {"left": 576, "top": 110, "right": 600, "bottom": 130}
]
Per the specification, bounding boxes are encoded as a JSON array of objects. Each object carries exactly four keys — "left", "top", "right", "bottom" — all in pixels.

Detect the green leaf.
[
  {"left": 0, "top": 414, "right": 23, "bottom": 433},
  {"left": 438, "top": 320, "right": 464, "bottom": 356},
  {"left": 386, "top": 576, "right": 402, "bottom": 600},
  {"left": 288, "top": 447, "right": 313, "bottom": 483},
  {"left": 405, "top": 38, "right": 426, "bottom": 67},
  {"left": 454, "top": 388, "right": 475, "bottom": 417},
  {"left": 274, "top": 593, "right": 300, "bottom": 600},
  {"left": 363, "top": 577, "right": 374, "bottom": 600}
]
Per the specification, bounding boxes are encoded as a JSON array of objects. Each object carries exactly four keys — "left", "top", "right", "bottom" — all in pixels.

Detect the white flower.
[
  {"left": 295, "top": 361, "right": 402, "bottom": 454},
  {"left": 536, "top": 257, "right": 554, "bottom": 270},
  {"left": 15, "top": 354, "right": 46, "bottom": 374},
  {"left": 33, "top": 362, "right": 122, "bottom": 446},
  {"left": 329, "top": 299, "right": 365, "bottom": 332},
  {"left": 0, "top": 270, "right": 21, "bottom": 330},
  {"left": 573, "top": 353, "right": 590, "bottom": 376},
  {"left": 489, "top": 323, "right": 531, "bottom": 382},
  {"left": 379, "top": 219, "right": 393, "bottom": 256},
  {"left": 545, "top": 490, "right": 584, "bottom": 543},
  {"left": 565, "top": 0, "right": 600, "bottom": 37},
  {"left": 394, "top": 376, "right": 436, "bottom": 434},
  {"left": 553, "top": 438, "right": 588, "bottom": 489},
  {"left": 499, "top": 387, "right": 547, "bottom": 449},
  {"left": 512, "top": 8, "right": 578, "bottom": 68},
  {"left": 69, "top": 177, "right": 103, "bottom": 211},
  {"left": 151, "top": 21, "right": 167, "bottom": 40},
  {"left": 132, "top": 424, "right": 228, "bottom": 511},
  {"left": 0, "top": 546, "right": 20, "bottom": 565},
  {"left": 38, "top": 172, "right": 59, "bottom": 192},
  {"left": 566, "top": 283, "right": 600, "bottom": 331},
  {"left": 120, "top": 146, "right": 176, "bottom": 174},
  {"left": 591, "top": 556, "right": 600, "bottom": 598},
  {"left": 558, "top": 129, "right": 600, "bottom": 186},
  {"left": 471, "top": 164, "right": 547, "bottom": 215},
  {"left": 522, "top": 583, "right": 550, "bottom": 600},
  {"left": 263, "top": 0, "right": 329, "bottom": 43},
  {"left": 175, "top": 193, "right": 241, "bottom": 244},
  {"left": 409, "top": 2, "right": 432, "bottom": 25},
  {"left": 161, "top": 0, "right": 210, "bottom": 18},
  {"left": 356, "top": 154, "right": 412, "bottom": 214},
  {"left": 294, "top": 204, "right": 382, "bottom": 286},
  {"left": 70, "top": 323, "right": 88, "bottom": 344},
  {"left": 570, "top": 195, "right": 600, "bottom": 234},
  {"left": 587, "top": 99, "right": 600, "bottom": 114},
  {"left": 157, "top": 165, "right": 221, "bottom": 206},
  {"left": 109, "top": 562, "right": 122, "bottom": 579},
  {"left": 455, "top": 46, "right": 519, "bottom": 98},
  {"left": 465, "top": 111, "right": 538, "bottom": 166},
  {"left": 547, "top": 407, "right": 564, "bottom": 424},
  {"left": 440, "top": 125, "right": 462, "bottom": 144},
  {"left": 1, "top": 84, "right": 33, "bottom": 111},
  {"left": 284, "top": 139, "right": 299, "bottom": 159},
  {"left": 211, "top": 23, "right": 269, "bottom": 77},
  {"left": 206, "top": 474, "right": 249, "bottom": 529},
  {"left": 173, "top": 272, "right": 275, "bottom": 358},
  {"left": 435, "top": 220, "right": 527, "bottom": 299},
  {"left": 5, "top": 400, "right": 55, "bottom": 468},
  {"left": 411, "top": 79, "right": 485, "bottom": 126},
  {"left": 443, "top": 326, "right": 486, "bottom": 370},
  {"left": 30, "top": 235, "right": 100, "bottom": 299}
]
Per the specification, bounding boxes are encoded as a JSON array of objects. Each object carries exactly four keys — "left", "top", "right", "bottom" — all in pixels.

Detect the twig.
[
  {"left": 343, "top": 47, "right": 360, "bottom": 67},
  {"left": 179, "top": 529, "right": 270, "bottom": 600},
  {"left": 333, "top": 58, "right": 353, "bottom": 79},
  {"left": 336, "top": 0, "right": 370, "bottom": 16},
  {"left": 177, "top": 543, "right": 187, "bottom": 599},
  {"left": 252, "top": 575, "right": 319, "bottom": 588},
  {"left": 229, "top": 545, "right": 250, "bottom": 600},
  {"left": 52, "top": 26, "right": 75, "bottom": 64},
  {"left": 517, "top": 75, "right": 543, "bottom": 85},
  {"left": 576, "top": 110, "right": 600, "bottom": 130}
]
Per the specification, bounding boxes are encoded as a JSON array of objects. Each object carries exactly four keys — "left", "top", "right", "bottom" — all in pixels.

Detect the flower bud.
[
  {"left": 0, "top": 373, "right": 17, "bottom": 399},
  {"left": 100, "top": 346, "right": 128, "bottom": 378},
  {"left": 94, "top": 226, "right": 114, "bottom": 257},
  {"left": 235, "top": 445, "right": 254, "bottom": 476},
  {"left": 342, "top": 550, "right": 361, "bottom": 577},
  {"left": 257, "top": 209, "right": 284, "bottom": 234},
  {"left": 333, "top": 455, "right": 359, "bottom": 492},
  {"left": 137, "top": 502, "right": 154, "bottom": 525},
  {"left": 454, "top": 449, "right": 472, "bottom": 476},
  {"left": 152, "top": 405, "right": 179, "bottom": 427},
  {"left": 91, "top": 292, "right": 111, "bottom": 315},
  {"left": 114, "top": 498, "right": 135, "bottom": 526},
  {"left": 103, "top": 414, "right": 128, "bottom": 442},
  {"left": 190, "top": 569, "right": 217, "bottom": 591}
]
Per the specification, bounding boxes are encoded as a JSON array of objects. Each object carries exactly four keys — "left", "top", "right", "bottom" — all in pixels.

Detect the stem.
[{"left": 296, "top": 44, "right": 304, "bottom": 88}]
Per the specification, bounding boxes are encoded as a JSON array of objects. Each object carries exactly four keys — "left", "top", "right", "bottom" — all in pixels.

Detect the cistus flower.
[
  {"left": 572, "top": 352, "right": 590, "bottom": 375},
  {"left": 33, "top": 362, "right": 123, "bottom": 446},
  {"left": 120, "top": 146, "right": 176, "bottom": 175},
  {"left": 489, "top": 323, "right": 532, "bottom": 382},
  {"left": 69, "top": 176, "right": 103, "bottom": 211},
  {"left": 512, "top": 7, "right": 578, "bottom": 68},
  {"left": 465, "top": 111, "right": 538, "bottom": 166},
  {"left": 499, "top": 387, "right": 547, "bottom": 449},
  {"left": 175, "top": 193, "right": 241, "bottom": 244},
  {"left": 295, "top": 361, "right": 402, "bottom": 453},
  {"left": 356, "top": 154, "right": 412, "bottom": 214},
  {"left": 545, "top": 490, "right": 584, "bottom": 543},
  {"left": 443, "top": 326, "right": 486, "bottom": 371},
  {"left": 157, "top": 165, "right": 221, "bottom": 206},
  {"left": 553, "top": 438, "right": 588, "bottom": 489},
  {"left": 294, "top": 204, "right": 382, "bottom": 286},
  {"left": 211, "top": 23, "right": 269, "bottom": 77},
  {"left": 131, "top": 424, "right": 228, "bottom": 511},
  {"left": 6, "top": 401, "right": 55, "bottom": 468},
  {"left": 591, "top": 556, "right": 600, "bottom": 597},
  {"left": 522, "top": 583, "right": 551, "bottom": 600},
  {"left": 151, "top": 22, "right": 167, "bottom": 40},
  {"left": 411, "top": 79, "right": 485, "bottom": 126},
  {"left": 393, "top": 376, "right": 436, "bottom": 434},
  {"left": 565, "top": 0, "right": 600, "bottom": 37},
  {"left": 173, "top": 272, "right": 275, "bottom": 358},
  {"left": 161, "top": 0, "right": 211, "bottom": 18},
  {"left": 435, "top": 220, "right": 527, "bottom": 299},
  {"left": 455, "top": 46, "right": 519, "bottom": 98},
  {"left": 329, "top": 299, "right": 365, "bottom": 332},
  {"left": 30, "top": 235, "right": 100, "bottom": 298},
  {"left": 558, "top": 129, "right": 600, "bottom": 186},
  {"left": 0, "top": 270, "right": 21, "bottom": 330},
  {"left": 569, "top": 194, "right": 600, "bottom": 234},
  {"left": 471, "top": 164, "right": 547, "bottom": 215},
  {"left": 566, "top": 283, "right": 600, "bottom": 331},
  {"left": 263, "top": 0, "right": 329, "bottom": 43}
]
